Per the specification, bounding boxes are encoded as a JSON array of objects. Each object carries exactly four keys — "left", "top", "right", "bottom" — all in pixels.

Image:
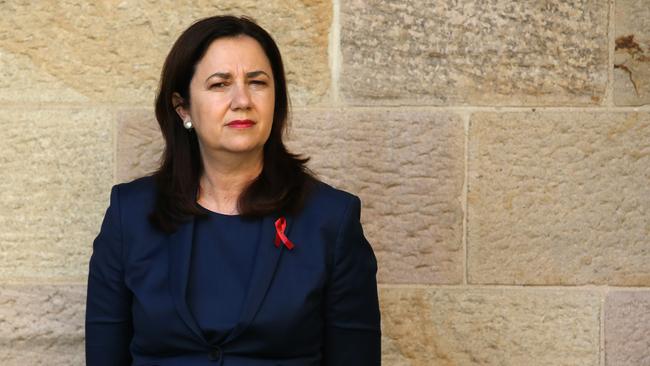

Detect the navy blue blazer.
[{"left": 85, "top": 176, "right": 381, "bottom": 365}]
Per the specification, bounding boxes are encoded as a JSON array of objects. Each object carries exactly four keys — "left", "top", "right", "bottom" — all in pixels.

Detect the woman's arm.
[
  {"left": 323, "top": 196, "right": 381, "bottom": 365},
  {"left": 85, "top": 185, "right": 133, "bottom": 366}
]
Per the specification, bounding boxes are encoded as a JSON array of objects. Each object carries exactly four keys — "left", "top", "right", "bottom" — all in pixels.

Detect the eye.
[
  {"left": 250, "top": 80, "right": 267, "bottom": 86},
  {"left": 210, "top": 82, "right": 228, "bottom": 89}
]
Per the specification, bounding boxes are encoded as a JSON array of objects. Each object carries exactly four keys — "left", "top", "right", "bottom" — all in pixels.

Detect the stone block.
[
  {"left": 0, "top": 284, "right": 85, "bottom": 366},
  {"left": 468, "top": 112, "right": 650, "bottom": 285},
  {"left": 605, "top": 291, "right": 650, "bottom": 366},
  {"left": 0, "top": 108, "right": 113, "bottom": 280},
  {"left": 0, "top": 1, "right": 331, "bottom": 106},
  {"left": 614, "top": 0, "right": 650, "bottom": 106},
  {"left": 288, "top": 109, "right": 465, "bottom": 284},
  {"left": 115, "top": 108, "right": 465, "bottom": 284},
  {"left": 341, "top": 0, "right": 607, "bottom": 106},
  {"left": 116, "top": 109, "right": 163, "bottom": 183},
  {"left": 379, "top": 286, "right": 600, "bottom": 365}
]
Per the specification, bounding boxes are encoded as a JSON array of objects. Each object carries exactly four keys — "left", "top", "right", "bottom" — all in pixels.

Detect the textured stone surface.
[
  {"left": 341, "top": 0, "right": 608, "bottom": 106},
  {"left": 0, "top": 1, "right": 331, "bottom": 106},
  {"left": 116, "top": 108, "right": 465, "bottom": 284},
  {"left": 0, "top": 284, "right": 85, "bottom": 366},
  {"left": 605, "top": 291, "right": 650, "bottom": 366},
  {"left": 614, "top": 0, "right": 650, "bottom": 106},
  {"left": 0, "top": 108, "right": 113, "bottom": 280},
  {"left": 468, "top": 112, "right": 650, "bottom": 285},
  {"left": 0, "top": 49, "right": 89, "bottom": 103},
  {"left": 288, "top": 109, "right": 465, "bottom": 284},
  {"left": 380, "top": 286, "right": 600, "bottom": 366},
  {"left": 116, "top": 109, "right": 163, "bottom": 183}
]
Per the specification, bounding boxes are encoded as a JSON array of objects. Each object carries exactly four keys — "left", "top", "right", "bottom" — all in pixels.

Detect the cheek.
[
  {"left": 192, "top": 100, "right": 228, "bottom": 127},
  {"left": 265, "top": 90, "right": 276, "bottom": 116},
  {"left": 254, "top": 93, "right": 275, "bottom": 119}
]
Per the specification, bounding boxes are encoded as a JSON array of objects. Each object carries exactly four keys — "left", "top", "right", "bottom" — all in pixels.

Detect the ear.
[{"left": 172, "top": 92, "right": 190, "bottom": 121}]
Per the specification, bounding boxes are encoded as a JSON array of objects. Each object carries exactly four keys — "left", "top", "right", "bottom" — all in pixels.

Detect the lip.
[{"left": 225, "top": 119, "right": 256, "bottom": 128}]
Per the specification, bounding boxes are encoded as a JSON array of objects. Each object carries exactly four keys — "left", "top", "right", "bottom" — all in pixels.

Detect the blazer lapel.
[
  {"left": 168, "top": 219, "right": 208, "bottom": 345},
  {"left": 223, "top": 214, "right": 294, "bottom": 343}
]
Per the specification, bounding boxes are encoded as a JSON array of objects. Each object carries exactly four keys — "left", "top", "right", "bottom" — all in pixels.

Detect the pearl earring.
[{"left": 183, "top": 119, "right": 193, "bottom": 130}]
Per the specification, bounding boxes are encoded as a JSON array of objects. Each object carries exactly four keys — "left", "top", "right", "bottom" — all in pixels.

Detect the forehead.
[{"left": 195, "top": 35, "right": 272, "bottom": 75}]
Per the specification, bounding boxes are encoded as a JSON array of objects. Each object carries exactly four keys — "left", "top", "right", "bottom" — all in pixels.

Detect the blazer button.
[{"left": 208, "top": 347, "right": 222, "bottom": 362}]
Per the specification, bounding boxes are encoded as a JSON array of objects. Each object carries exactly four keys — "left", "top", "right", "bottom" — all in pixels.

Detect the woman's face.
[{"left": 177, "top": 35, "right": 275, "bottom": 159}]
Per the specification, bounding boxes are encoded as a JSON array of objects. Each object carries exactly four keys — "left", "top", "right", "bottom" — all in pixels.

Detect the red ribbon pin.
[{"left": 274, "top": 216, "right": 295, "bottom": 250}]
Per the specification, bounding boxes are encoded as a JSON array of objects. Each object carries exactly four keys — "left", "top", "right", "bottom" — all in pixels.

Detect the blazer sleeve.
[
  {"left": 85, "top": 185, "right": 133, "bottom": 366},
  {"left": 323, "top": 196, "right": 381, "bottom": 365}
]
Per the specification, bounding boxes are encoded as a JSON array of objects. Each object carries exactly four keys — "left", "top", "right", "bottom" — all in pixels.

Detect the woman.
[{"left": 85, "top": 15, "right": 380, "bottom": 366}]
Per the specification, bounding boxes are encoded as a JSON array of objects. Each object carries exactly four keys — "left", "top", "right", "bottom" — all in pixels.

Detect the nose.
[{"left": 230, "top": 83, "right": 251, "bottom": 110}]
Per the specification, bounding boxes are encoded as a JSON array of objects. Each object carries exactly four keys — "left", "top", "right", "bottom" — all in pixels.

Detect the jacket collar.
[
  {"left": 167, "top": 213, "right": 294, "bottom": 346},
  {"left": 168, "top": 218, "right": 204, "bottom": 343}
]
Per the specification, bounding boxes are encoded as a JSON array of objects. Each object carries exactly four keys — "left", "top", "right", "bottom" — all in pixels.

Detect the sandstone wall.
[{"left": 1, "top": 1, "right": 649, "bottom": 365}]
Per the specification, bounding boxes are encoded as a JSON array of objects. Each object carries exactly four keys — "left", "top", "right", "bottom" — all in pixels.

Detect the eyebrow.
[{"left": 205, "top": 70, "right": 270, "bottom": 82}]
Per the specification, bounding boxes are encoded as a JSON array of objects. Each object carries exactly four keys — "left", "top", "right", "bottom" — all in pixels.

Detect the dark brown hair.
[{"left": 150, "top": 15, "right": 315, "bottom": 233}]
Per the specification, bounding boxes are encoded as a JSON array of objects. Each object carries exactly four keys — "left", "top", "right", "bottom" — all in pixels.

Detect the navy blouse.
[{"left": 186, "top": 212, "right": 263, "bottom": 345}]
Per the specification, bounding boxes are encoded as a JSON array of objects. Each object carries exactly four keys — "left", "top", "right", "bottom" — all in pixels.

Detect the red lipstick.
[{"left": 225, "top": 119, "right": 255, "bottom": 128}]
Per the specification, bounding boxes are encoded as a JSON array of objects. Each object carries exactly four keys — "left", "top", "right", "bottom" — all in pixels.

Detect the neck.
[{"left": 197, "top": 147, "right": 263, "bottom": 215}]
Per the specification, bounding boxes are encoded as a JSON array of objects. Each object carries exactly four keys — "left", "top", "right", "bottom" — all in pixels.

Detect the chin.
[{"left": 224, "top": 143, "right": 264, "bottom": 154}]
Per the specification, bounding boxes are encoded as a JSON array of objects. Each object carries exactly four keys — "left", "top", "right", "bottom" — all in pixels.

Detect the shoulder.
[
  {"left": 102, "top": 175, "right": 162, "bottom": 238},
  {"left": 109, "top": 175, "right": 157, "bottom": 214},
  {"left": 309, "top": 180, "right": 359, "bottom": 205},
  {"left": 301, "top": 180, "right": 362, "bottom": 221},
  {"left": 112, "top": 175, "right": 156, "bottom": 198},
  {"left": 114, "top": 175, "right": 157, "bottom": 197}
]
